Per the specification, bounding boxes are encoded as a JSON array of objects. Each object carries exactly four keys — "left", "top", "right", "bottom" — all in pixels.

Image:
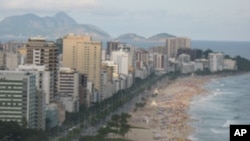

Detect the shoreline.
[{"left": 124, "top": 75, "right": 216, "bottom": 141}]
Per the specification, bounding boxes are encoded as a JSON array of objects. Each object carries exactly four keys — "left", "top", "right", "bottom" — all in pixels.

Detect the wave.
[
  {"left": 210, "top": 128, "right": 228, "bottom": 134},
  {"left": 188, "top": 134, "right": 199, "bottom": 141},
  {"left": 222, "top": 120, "right": 239, "bottom": 128}
]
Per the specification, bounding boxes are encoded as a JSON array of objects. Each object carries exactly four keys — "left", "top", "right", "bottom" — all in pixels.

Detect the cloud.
[{"left": 0, "top": 0, "right": 100, "bottom": 11}]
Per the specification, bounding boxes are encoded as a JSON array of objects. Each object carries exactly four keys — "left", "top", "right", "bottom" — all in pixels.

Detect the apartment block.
[
  {"left": 62, "top": 34, "right": 102, "bottom": 93},
  {"left": 153, "top": 53, "right": 168, "bottom": 74},
  {"left": 106, "top": 40, "right": 120, "bottom": 57},
  {"left": 17, "top": 65, "right": 51, "bottom": 104},
  {"left": 111, "top": 50, "right": 129, "bottom": 75},
  {"left": 166, "top": 37, "right": 191, "bottom": 58},
  {"left": 0, "top": 71, "right": 36, "bottom": 128},
  {"left": 0, "top": 51, "right": 5, "bottom": 69},
  {"left": 224, "top": 59, "right": 237, "bottom": 71},
  {"left": 58, "top": 67, "right": 79, "bottom": 112},
  {"left": 5, "top": 52, "right": 21, "bottom": 70},
  {"left": 26, "top": 38, "right": 58, "bottom": 103},
  {"left": 209, "top": 53, "right": 224, "bottom": 72}
]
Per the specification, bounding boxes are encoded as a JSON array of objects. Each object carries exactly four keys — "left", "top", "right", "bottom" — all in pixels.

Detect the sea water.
[
  {"left": 114, "top": 40, "right": 250, "bottom": 60},
  {"left": 188, "top": 73, "right": 250, "bottom": 141}
]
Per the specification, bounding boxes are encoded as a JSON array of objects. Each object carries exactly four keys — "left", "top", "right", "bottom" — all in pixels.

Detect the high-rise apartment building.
[
  {"left": 58, "top": 67, "right": 79, "bottom": 112},
  {"left": 106, "top": 41, "right": 120, "bottom": 57},
  {"left": 17, "top": 65, "right": 51, "bottom": 104},
  {"left": 62, "top": 34, "right": 102, "bottom": 93},
  {"left": 26, "top": 38, "right": 58, "bottom": 103},
  {"left": 208, "top": 53, "right": 224, "bottom": 72},
  {"left": 166, "top": 37, "right": 191, "bottom": 58},
  {"left": 117, "top": 44, "right": 136, "bottom": 68},
  {"left": 0, "top": 51, "right": 5, "bottom": 69},
  {"left": 0, "top": 71, "right": 36, "bottom": 128},
  {"left": 150, "top": 46, "right": 167, "bottom": 55},
  {"left": 153, "top": 53, "right": 168, "bottom": 74},
  {"left": 111, "top": 50, "right": 129, "bottom": 76}
]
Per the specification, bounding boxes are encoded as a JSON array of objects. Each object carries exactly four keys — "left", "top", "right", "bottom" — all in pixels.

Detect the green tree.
[{"left": 203, "top": 49, "right": 213, "bottom": 59}]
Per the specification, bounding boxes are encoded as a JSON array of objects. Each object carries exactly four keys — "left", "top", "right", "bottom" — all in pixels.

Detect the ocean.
[
  {"left": 116, "top": 39, "right": 250, "bottom": 60},
  {"left": 188, "top": 73, "right": 250, "bottom": 141},
  {"left": 191, "top": 40, "right": 250, "bottom": 60}
]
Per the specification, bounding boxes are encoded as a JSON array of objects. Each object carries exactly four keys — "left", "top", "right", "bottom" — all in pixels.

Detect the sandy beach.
[{"left": 124, "top": 75, "right": 214, "bottom": 141}]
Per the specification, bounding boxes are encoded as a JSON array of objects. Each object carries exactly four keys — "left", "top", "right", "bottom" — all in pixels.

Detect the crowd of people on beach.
[{"left": 126, "top": 76, "right": 210, "bottom": 141}]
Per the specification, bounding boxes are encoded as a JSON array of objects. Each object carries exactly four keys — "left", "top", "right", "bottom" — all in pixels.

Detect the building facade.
[
  {"left": 111, "top": 50, "right": 129, "bottom": 75},
  {"left": 153, "top": 53, "right": 168, "bottom": 74},
  {"left": 106, "top": 41, "right": 120, "bottom": 57},
  {"left": 0, "top": 71, "right": 36, "bottom": 129},
  {"left": 26, "top": 38, "right": 58, "bottom": 103},
  {"left": 224, "top": 59, "right": 237, "bottom": 71},
  {"left": 58, "top": 67, "right": 79, "bottom": 112},
  {"left": 0, "top": 51, "right": 5, "bottom": 69},
  {"left": 166, "top": 37, "right": 191, "bottom": 58},
  {"left": 17, "top": 65, "right": 51, "bottom": 104},
  {"left": 62, "top": 34, "right": 102, "bottom": 93},
  {"left": 208, "top": 53, "right": 224, "bottom": 72},
  {"left": 5, "top": 52, "right": 21, "bottom": 70}
]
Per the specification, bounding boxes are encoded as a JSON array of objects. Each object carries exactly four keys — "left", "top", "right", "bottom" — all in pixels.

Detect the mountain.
[
  {"left": 117, "top": 33, "right": 146, "bottom": 41},
  {"left": 148, "top": 33, "right": 176, "bottom": 42},
  {"left": 0, "top": 12, "right": 111, "bottom": 40}
]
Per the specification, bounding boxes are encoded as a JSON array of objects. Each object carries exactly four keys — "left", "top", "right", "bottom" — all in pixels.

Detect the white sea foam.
[
  {"left": 210, "top": 128, "right": 228, "bottom": 134},
  {"left": 188, "top": 134, "right": 199, "bottom": 141},
  {"left": 220, "top": 83, "right": 225, "bottom": 87},
  {"left": 222, "top": 120, "right": 239, "bottom": 128}
]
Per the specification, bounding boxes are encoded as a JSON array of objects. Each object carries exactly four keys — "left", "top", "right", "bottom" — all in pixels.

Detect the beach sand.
[{"left": 124, "top": 75, "right": 213, "bottom": 141}]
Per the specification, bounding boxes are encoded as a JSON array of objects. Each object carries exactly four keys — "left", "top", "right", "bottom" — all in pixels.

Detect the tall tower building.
[
  {"left": 208, "top": 53, "right": 224, "bottom": 72},
  {"left": 166, "top": 37, "right": 191, "bottom": 58},
  {"left": 26, "top": 38, "right": 58, "bottom": 103},
  {"left": 62, "top": 34, "right": 102, "bottom": 93},
  {"left": 107, "top": 41, "right": 119, "bottom": 57}
]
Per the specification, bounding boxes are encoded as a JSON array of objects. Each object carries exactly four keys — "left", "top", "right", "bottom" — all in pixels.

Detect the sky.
[{"left": 0, "top": 0, "right": 250, "bottom": 41}]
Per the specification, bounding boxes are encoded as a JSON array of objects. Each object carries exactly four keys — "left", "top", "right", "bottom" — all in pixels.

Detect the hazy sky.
[{"left": 0, "top": 0, "right": 250, "bottom": 41}]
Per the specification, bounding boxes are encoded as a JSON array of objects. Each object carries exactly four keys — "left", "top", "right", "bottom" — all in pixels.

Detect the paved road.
[{"left": 53, "top": 76, "right": 168, "bottom": 140}]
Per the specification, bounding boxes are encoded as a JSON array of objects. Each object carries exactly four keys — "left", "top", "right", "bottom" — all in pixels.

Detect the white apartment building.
[
  {"left": 209, "top": 53, "right": 224, "bottom": 72},
  {"left": 17, "top": 65, "right": 51, "bottom": 104},
  {"left": 58, "top": 67, "right": 79, "bottom": 112},
  {"left": 117, "top": 44, "right": 136, "bottom": 68},
  {"left": 177, "top": 54, "right": 191, "bottom": 63},
  {"left": 111, "top": 50, "right": 129, "bottom": 75}
]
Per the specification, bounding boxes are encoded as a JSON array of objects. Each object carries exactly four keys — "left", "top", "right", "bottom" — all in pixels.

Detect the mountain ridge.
[
  {"left": 0, "top": 12, "right": 177, "bottom": 42},
  {"left": 0, "top": 12, "right": 111, "bottom": 40}
]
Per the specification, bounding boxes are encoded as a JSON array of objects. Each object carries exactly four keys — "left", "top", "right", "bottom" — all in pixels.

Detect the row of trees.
[
  {"left": 55, "top": 72, "right": 164, "bottom": 140},
  {"left": 79, "top": 113, "right": 132, "bottom": 141},
  {"left": 65, "top": 73, "right": 160, "bottom": 126},
  {"left": 97, "top": 113, "right": 131, "bottom": 137},
  {"left": 0, "top": 121, "right": 48, "bottom": 141}
]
